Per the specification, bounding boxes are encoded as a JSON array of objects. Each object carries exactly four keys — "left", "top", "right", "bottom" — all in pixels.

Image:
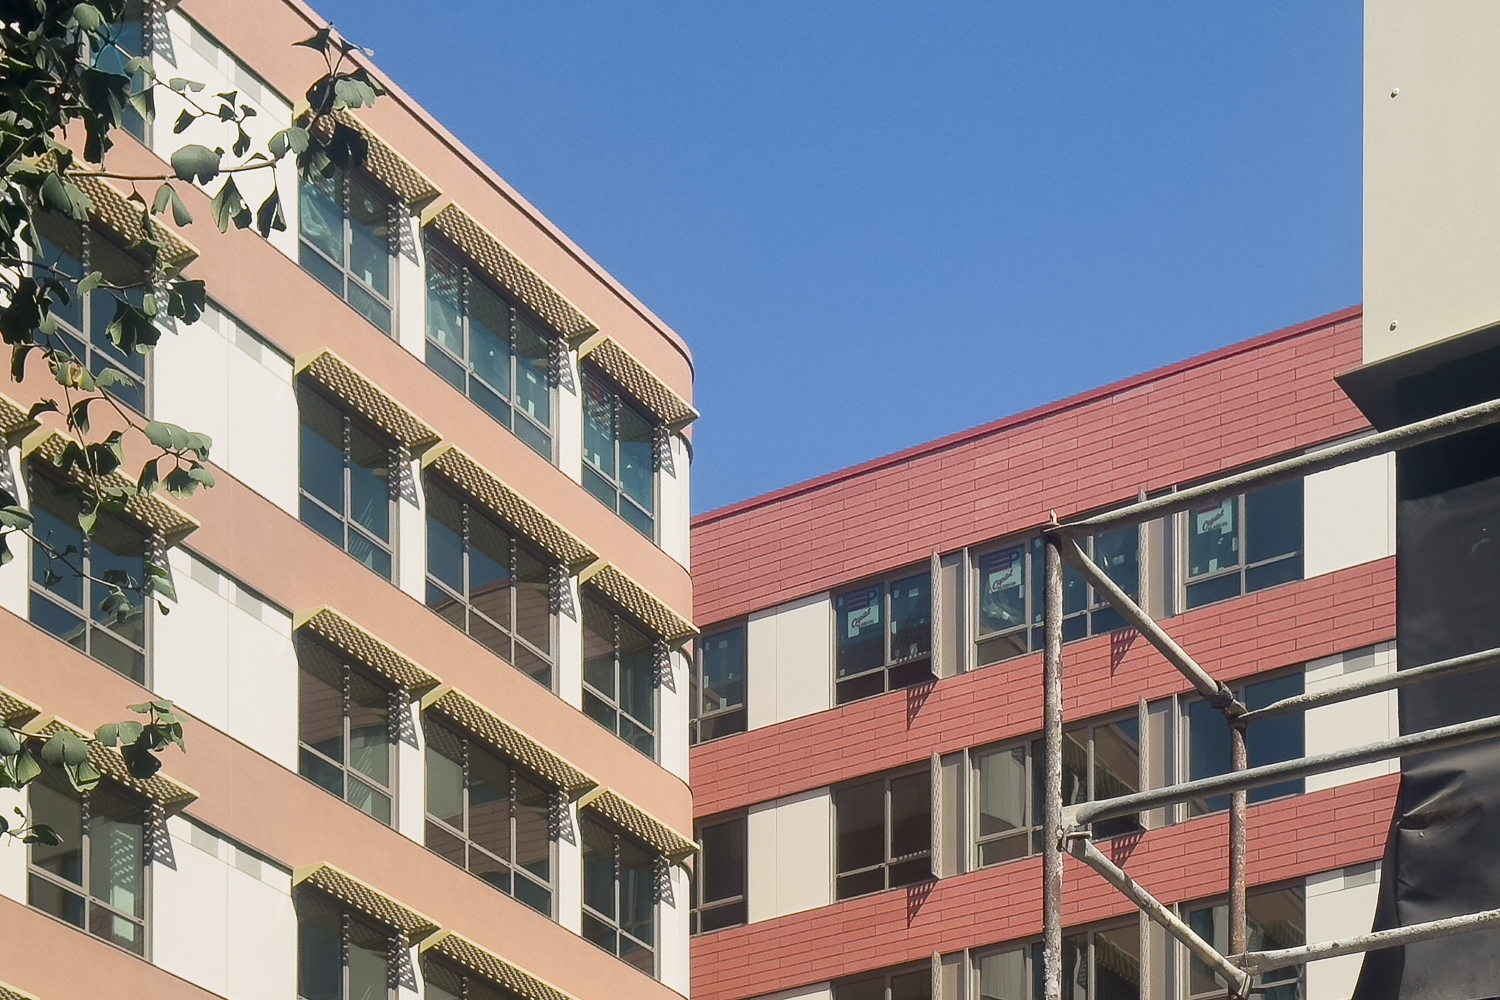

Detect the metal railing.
[{"left": 1035, "top": 394, "right": 1500, "bottom": 1000}]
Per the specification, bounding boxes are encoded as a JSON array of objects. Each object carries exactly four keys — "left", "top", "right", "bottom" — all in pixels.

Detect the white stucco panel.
[
  {"left": 746, "top": 594, "right": 832, "bottom": 730},
  {"left": 1304, "top": 452, "right": 1395, "bottom": 579},
  {"left": 746, "top": 788, "right": 832, "bottom": 922}
]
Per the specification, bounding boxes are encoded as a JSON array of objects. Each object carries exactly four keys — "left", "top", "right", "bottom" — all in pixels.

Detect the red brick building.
[{"left": 687, "top": 306, "right": 1393, "bottom": 1000}]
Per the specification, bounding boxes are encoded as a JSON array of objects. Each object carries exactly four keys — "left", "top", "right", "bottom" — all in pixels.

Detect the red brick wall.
[
  {"left": 693, "top": 558, "right": 1395, "bottom": 818},
  {"left": 692, "top": 307, "right": 1366, "bottom": 626},
  {"left": 690, "top": 775, "right": 1397, "bottom": 1000}
]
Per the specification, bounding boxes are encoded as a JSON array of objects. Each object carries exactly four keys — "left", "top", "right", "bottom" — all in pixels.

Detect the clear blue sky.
[{"left": 309, "top": 1, "right": 1362, "bottom": 514}]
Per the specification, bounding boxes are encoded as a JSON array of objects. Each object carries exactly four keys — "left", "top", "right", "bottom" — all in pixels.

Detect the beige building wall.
[
  {"left": 746, "top": 594, "right": 834, "bottom": 729},
  {"left": 1365, "top": 1, "right": 1500, "bottom": 361},
  {"left": 746, "top": 788, "right": 833, "bottom": 922}
]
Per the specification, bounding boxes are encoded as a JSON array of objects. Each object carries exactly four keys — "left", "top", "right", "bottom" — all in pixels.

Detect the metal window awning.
[
  {"left": 294, "top": 606, "right": 440, "bottom": 694},
  {"left": 72, "top": 171, "right": 199, "bottom": 273},
  {"left": 318, "top": 110, "right": 441, "bottom": 208},
  {"left": 293, "top": 862, "right": 439, "bottom": 940},
  {"left": 0, "top": 981, "right": 40, "bottom": 1000},
  {"left": 0, "top": 391, "right": 40, "bottom": 445},
  {"left": 295, "top": 350, "right": 441, "bottom": 454},
  {"left": 579, "top": 562, "right": 697, "bottom": 643},
  {"left": 423, "top": 200, "right": 597, "bottom": 341},
  {"left": 422, "top": 445, "right": 597, "bottom": 568},
  {"left": 21, "top": 715, "right": 198, "bottom": 812},
  {"left": 0, "top": 685, "right": 41, "bottom": 726},
  {"left": 421, "top": 930, "right": 579, "bottom": 1000},
  {"left": 22, "top": 429, "right": 201, "bottom": 545},
  {"left": 576, "top": 334, "right": 698, "bottom": 429},
  {"left": 577, "top": 785, "right": 697, "bottom": 863},
  {"left": 420, "top": 684, "right": 595, "bottom": 797}
]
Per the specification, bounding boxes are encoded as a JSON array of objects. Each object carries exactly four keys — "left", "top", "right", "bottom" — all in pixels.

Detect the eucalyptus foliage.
[{"left": 0, "top": 0, "right": 382, "bottom": 804}]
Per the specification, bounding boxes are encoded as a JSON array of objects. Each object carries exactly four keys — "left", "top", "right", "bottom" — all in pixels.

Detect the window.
[
  {"left": 582, "top": 367, "right": 655, "bottom": 539},
  {"left": 974, "top": 740, "right": 1042, "bottom": 867},
  {"left": 425, "top": 239, "right": 555, "bottom": 458},
  {"left": 95, "top": 1, "right": 147, "bottom": 141},
  {"left": 423, "top": 717, "right": 554, "bottom": 917},
  {"left": 1064, "top": 715, "right": 1142, "bottom": 840},
  {"left": 835, "top": 768, "right": 932, "bottom": 900},
  {"left": 297, "top": 639, "right": 396, "bottom": 825},
  {"left": 1186, "top": 886, "right": 1305, "bottom": 1000},
  {"left": 975, "top": 923, "right": 1140, "bottom": 1000},
  {"left": 834, "top": 963, "right": 931, "bottom": 1000},
  {"left": 834, "top": 570, "right": 932, "bottom": 705},
  {"left": 299, "top": 387, "right": 397, "bottom": 580},
  {"left": 297, "top": 891, "right": 395, "bottom": 1000},
  {"left": 424, "top": 957, "right": 523, "bottom": 1000},
  {"left": 299, "top": 168, "right": 395, "bottom": 333},
  {"left": 691, "top": 814, "right": 746, "bottom": 933},
  {"left": 1184, "top": 480, "right": 1303, "bottom": 609},
  {"left": 33, "top": 216, "right": 150, "bottom": 413},
  {"left": 425, "top": 481, "right": 554, "bottom": 687},
  {"left": 581, "top": 815, "right": 656, "bottom": 976},
  {"left": 1184, "top": 672, "right": 1304, "bottom": 816},
  {"left": 28, "top": 468, "right": 149, "bottom": 684},
  {"left": 691, "top": 626, "right": 746, "bottom": 744},
  {"left": 28, "top": 773, "right": 147, "bottom": 955},
  {"left": 975, "top": 527, "right": 1139, "bottom": 667},
  {"left": 581, "top": 592, "right": 657, "bottom": 759}
]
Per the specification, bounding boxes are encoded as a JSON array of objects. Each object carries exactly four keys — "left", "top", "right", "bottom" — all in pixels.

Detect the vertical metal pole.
[
  {"left": 1042, "top": 533, "right": 1065, "bottom": 1000},
  {"left": 1228, "top": 718, "right": 1249, "bottom": 997}
]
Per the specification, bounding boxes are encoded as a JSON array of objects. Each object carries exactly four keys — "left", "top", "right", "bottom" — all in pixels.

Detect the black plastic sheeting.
[{"left": 1352, "top": 345, "right": 1500, "bottom": 1000}]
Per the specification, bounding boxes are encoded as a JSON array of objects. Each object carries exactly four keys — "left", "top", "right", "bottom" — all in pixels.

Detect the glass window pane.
[
  {"left": 1061, "top": 933, "right": 1088, "bottom": 1000},
  {"left": 29, "top": 487, "right": 86, "bottom": 608},
  {"left": 836, "top": 780, "right": 884, "bottom": 874},
  {"left": 1187, "top": 700, "right": 1232, "bottom": 815},
  {"left": 467, "top": 512, "right": 513, "bottom": 628},
  {"left": 834, "top": 976, "right": 886, "bottom": 1000},
  {"left": 424, "top": 724, "right": 464, "bottom": 829},
  {"left": 425, "top": 486, "right": 465, "bottom": 592},
  {"left": 298, "top": 645, "right": 345, "bottom": 762},
  {"left": 346, "top": 532, "right": 392, "bottom": 580},
  {"left": 513, "top": 547, "right": 552, "bottom": 654},
  {"left": 346, "top": 179, "right": 390, "bottom": 298},
  {"left": 347, "top": 423, "right": 390, "bottom": 542},
  {"left": 297, "top": 900, "right": 343, "bottom": 1000},
  {"left": 978, "top": 747, "right": 1028, "bottom": 839},
  {"left": 580, "top": 818, "right": 616, "bottom": 918},
  {"left": 347, "top": 670, "right": 391, "bottom": 786},
  {"left": 1062, "top": 727, "right": 1089, "bottom": 807},
  {"left": 299, "top": 391, "right": 345, "bottom": 513},
  {"left": 1247, "top": 674, "right": 1305, "bottom": 803},
  {"left": 891, "top": 969, "right": 932, "bottom": 1000},
  {"left": 1093, "top": 719, "right": 1142, "bottom": 837},
  {"left": 700, "top": 817, "right": 745, "bottom": 905},
  {"left": 1187, "top": 904, "right": 1229, "bottom": 996},
  {"left": 1095, "top": 925, "right": 1141, "bottom": 1000},
  {"left": 29, "top": 873, "right": 85, "bottom": 927},
  {"left": 514, "top": 774, "right": 552, "bottom": 883},
  {"left": 1245, "top": 480, "right": 1303, "bottom": 565},
  {"left": 583, "top": 375, "right": 616, "bottom": 478},
  {"left": 836, "top": 586, "right": 885, "bottom": 677},
  {"left": 1188, "top": 498, "right": 1239, "bottom": 579},
  {"left": 979, "top": 947, "right": 1029, "bottom": 1000},
  {"left": 89, "top": 786, "right": 144, "bottom": 918},
  {"left": 700, "top": 628, "right": 746, "bottom": 716},
  {"left": 618, "top": 402, "right": 654, "bottom": 513},
  {"left": 889, "top": 771, "right": 931, "bottom": 860},
  {"left": 890, "top": 573, "right": 932, "bottom": 662},
  {"left": 29, "top": 780, "right": 84, "bottom": 884},
  {"left": 468, "top": 745, "right": 512, "bottom": 862},
  {"left": 1093, "top": 526, "right": 1140, "bottom": 600},
  {"left": 299, "top": 172, "right": 344, "bottom": 265},
  {"left": 347, "top": 931, "right": 389, "bottom": 1000},
  {"left": 515, "top": 317, "right": 552, "bottom": 428},
  {"left": 468, "top": 282, "right": 512, "bottom": 398},
  {"left": 425, "top": 246, "right": 465, "bottom": 358}
]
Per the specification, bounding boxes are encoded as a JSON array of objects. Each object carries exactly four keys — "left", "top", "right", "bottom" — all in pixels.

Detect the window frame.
[
  {"left": 1179, "top": 668, "right": 1305, "bottom": 818},
  {"left": 421, "top": 714, "right": 558, "bottom": 919},
  {"left": 296, "top": 637, "right": 399, "bottom": 827},
  {"left": 298, "top": 166, "right": 398, "bottom": 334},
  {"left": 973, "top": 526, "right": 1142, "bottom": 668},
  {"left": 31, "top": 217, "right": 153, "bottom": 415},
  {"left": 296, "top": 888, "right": 399, "bottom": 1000},
  {"left": 581, "top": 365, "right": 658, "bottom": 542},
  {"left": 581, "top": 589, "right": 660, "bottom": 761},
  {"left": 297, "top": 384, "right": 399, "bottom": 582},
  {"left": 691, "top": 812, "right": 747, "bottom": 935},
  {"left": 26, "top": 464, "right": 152, "bottom": 685},
  {"left": 833, "top": 764, "right": 934, "bottom": 901},
  {"left": 972, "top": 738, "right": 1042, "bottom": 870},
  {"left": 1183, "top": 883, "right": 1306, "bottom": 1000},
  {"left": 690, "top": 622, "right": 747, "bottom": 745},
  {"left": 833, "top": 566, "right": 934, "bottom": 706},
  {"left": 580, "top": 813, "right": 658, "bottom": 977},
  {"left": 423, "top": 478, "right": 558, "bottom": 690},
  {"left": 1179, "top": 481, "right": 1304, "bottom": 611},
  {"left": 422, "top": 235, "right": 558, "bottom": 461},
  {"left": 970, "top": 919, "right": 1141, "bottom": 1000},
  {"left": 1063, "top": 710, "right": 1145, "bottom": 841},
  {"left": 27, "top": 773, "right": 151, "bottom": 958},
  {"left": 832, "top": 960, "right": 932, "bottom": 1000}
]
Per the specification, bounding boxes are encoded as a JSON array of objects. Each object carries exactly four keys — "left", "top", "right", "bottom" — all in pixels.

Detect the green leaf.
[
  {"left": 169, "top": 77, "right": 205, "bottom": 93},
  {"left": 24, "top": 822, "right": 60, "bottom": 845},
  {"left": 210, "top": 176, "right": 250, "bottom": 232},
  {"left": 72, "top": 4, "right": 103, "bottom": 32},
  {"left": 39, "top": 172, "right": 91, "bottom": 219},
  {"left": 137, "top": 458, "right": 159, "bottom": 494},
  {"left": 0, "top": 728, "right": 20, "bottom": 755},
  {"left": 268, "top": 126, "right": 311, "bottom": 158},
  {"left": 77, "top": 508, "right": 97, "bottom": 535},
  {"left": 94, "top": 723, "right": 119, "bottom": 747},
  {"left": 121, "top": 741, "right": 162, "bottom": 780},
  {"left": 67, "top": 397, "right": 92, "bottom": 435},
  {"left": 118, "top": 721, "right": 144, "bottom": 744},
  {"left": 40, "top": 734, "right": 66, "bottom": 766},
  {"left": 188, "top": 466, "right": 215, "bottom": 487},
  {"left": 152, "top": 183, "right": 192, "bottom": 227},
  {"left": 233, "top": 126, "right": 251, "bottom": 158},
  {"left": 171, "top": 144, "right": 223, "bottom": 184},
  {"left": 25, "top": 400, "right": 59, "bottom": 421},
  {"left": 61, "top": 734, "right": 88, "bottom": 767},
  {"left": 0, "top": 506, "right": 33, "bottom": 529},
  {"left": 295, "top": 27, "right": 334, "bottom": 53},
  {"left": 66, "top": 761, "right": 101, "bottom": 793},
  {"left": 11, "top": 751, "right": 40, "bottom": 786},
  {"left": 92, "top": 368, "right": 133, "bottom": 388},
  {"left": 256, "top": 189, "right": 285, "bottom": 237},
  {"left": 76, "top": 271, "right": 103, "bottom": 296}
]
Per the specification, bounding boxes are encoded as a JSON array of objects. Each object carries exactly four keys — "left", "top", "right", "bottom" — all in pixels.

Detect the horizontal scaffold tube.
[{"left": 1239, "top": 645, "right": 1500, "bottom": 723}]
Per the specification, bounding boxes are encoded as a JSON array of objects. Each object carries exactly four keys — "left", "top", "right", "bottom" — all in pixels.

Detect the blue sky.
[{"left": 309, "top": 1, "right": 1362, "bottom": 513}]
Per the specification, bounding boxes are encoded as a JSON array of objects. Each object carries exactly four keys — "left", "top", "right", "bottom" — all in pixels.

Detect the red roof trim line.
[{"left": 692, "top": 304, "right": 1363, "bottom": 528}]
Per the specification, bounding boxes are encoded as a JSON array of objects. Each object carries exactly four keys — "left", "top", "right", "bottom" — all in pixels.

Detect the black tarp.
[{"left": 1349, "top": 341, "right": 1500, "bottom": 1000}]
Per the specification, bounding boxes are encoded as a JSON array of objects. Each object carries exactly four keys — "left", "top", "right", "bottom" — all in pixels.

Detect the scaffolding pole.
[{"left": 1041, "top": 532, "right": 1065, "bottom": 1000}]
